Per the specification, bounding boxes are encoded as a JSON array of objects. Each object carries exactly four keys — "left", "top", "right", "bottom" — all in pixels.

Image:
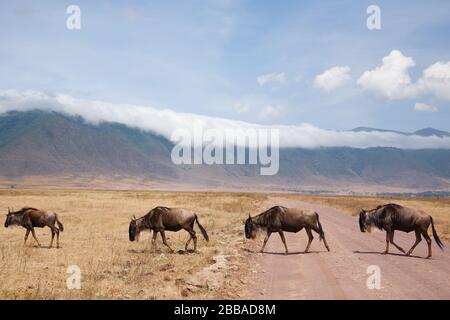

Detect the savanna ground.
[
  {"left": 0, "top": 189, "right": 266, "bottom": 299},
  {"left": 0, "top": 189, "right": 448, "bottom": 299}
]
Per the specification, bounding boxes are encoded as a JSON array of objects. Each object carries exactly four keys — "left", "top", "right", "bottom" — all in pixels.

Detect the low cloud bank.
[{"left": 0, "top": 90, "right": 449, "bottom": 149}]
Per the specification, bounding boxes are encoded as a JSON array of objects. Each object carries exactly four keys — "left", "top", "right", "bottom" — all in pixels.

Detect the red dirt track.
[{"left": 246, "top": 197, "right": 450, "bottom": 300}]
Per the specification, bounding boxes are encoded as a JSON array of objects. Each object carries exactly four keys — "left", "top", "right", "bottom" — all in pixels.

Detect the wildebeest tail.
[
  {"left": 315, "top": 212, "right": 324, "bottom": 241},
  {"left": 56, "top": 214, "right": 64, "bottom": 232},
  {"left": 195, "top": 215, "right": 209, "bottom": 241},
  {"left": 430, "top": 216, "right": 444, "bottom": 250}
]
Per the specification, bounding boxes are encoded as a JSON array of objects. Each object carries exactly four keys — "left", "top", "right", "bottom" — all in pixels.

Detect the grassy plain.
[
  {"left": 0, "top": 189, "right": 448, "bottom": 299},
  {"left": 0, "top": 189, "right": 265, "bottom": 299}
]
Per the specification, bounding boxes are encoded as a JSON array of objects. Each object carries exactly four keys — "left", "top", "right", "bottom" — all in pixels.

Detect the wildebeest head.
[
  {"left": 129, "top": 216, "right": 137, "bottom": 241},
  {"left": 244, "top": 214, "right": 257, "bottom": 239},
  {"left": 4, "top": 207, "right": 14, "bottom": 228},
  {"left": 359, "top": 209, "right": 367, "bottom": 232}
]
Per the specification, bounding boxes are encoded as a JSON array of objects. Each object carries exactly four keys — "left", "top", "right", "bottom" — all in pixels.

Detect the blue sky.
[{"left": 1, "top": 0, "right": 449, "bottom": 131}]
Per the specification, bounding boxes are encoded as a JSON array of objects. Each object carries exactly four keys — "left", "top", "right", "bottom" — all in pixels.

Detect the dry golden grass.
[
  {"left": 2, "top": 189, "right": 448, "bottom": 300},
  {"left": 284, "top": 194, "right": 450, "bottom": 239},
  {"left": 0, "top": 189, "right": 266, "bottom": 300}
]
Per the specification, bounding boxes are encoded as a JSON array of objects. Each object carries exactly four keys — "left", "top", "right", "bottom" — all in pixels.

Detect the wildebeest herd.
[{"left": 4, "top": 203, "right": 445, "bottom": 258}]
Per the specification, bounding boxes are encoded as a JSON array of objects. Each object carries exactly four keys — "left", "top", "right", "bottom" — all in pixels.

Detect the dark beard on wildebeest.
[
  {"left": 359, "top": 211, "right": 366, "bottom": 232},
  {"left": 244, "top": 217, "right": 257, "bottom": 239},
  {"left": 128, "top": 220, "right": 137, "bottom": 241},
  {"left": 358, "top": 204, "right": 444, "bottom": 258}
]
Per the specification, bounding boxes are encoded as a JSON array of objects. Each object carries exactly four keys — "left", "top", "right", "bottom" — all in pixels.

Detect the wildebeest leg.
[
  {"left": 304, "top": 227, "right": 314, "bottom": 253},
  {"left": 322, "top": 234, "right": 330, "bottom": 252},
  {"left": 151, "top": 231, "right": 158, "bottom": 250},
  {"left": 311, "top": 224, "right": 330, "bottom": 252},
  {"left": 48, "top": 224, "right": 59, "bottom": 248},
  {"left": 49, "top": 229, "right": 55, "bottom": 248},
  {"left": 31, "top": 228, "right": 41, "bottom": 247},
  {"left": 406, "top": 230, "right": 422, "bottom": 256},
  {"left": 56, "top": 228, "right": 60, "bottom": 248},
  {"left": 185, "top": 234, "right": 192, "bottom": 251},
  {"left": 422, "top": 231, "right": 432, "bottom": 258},
  {"left": 382, "top": 231, "right": 390, "bottom": 254},
  {"left": 192, "top": 231, "right": 198, "bottom": 252},
  {"left": 24, "top": 229, "right": 30, "bottom": 245},
  {"left": 185, "top": 220, "right": 196, "bottom": 252},
  {"left": 278, "top": 231, "right": 289, "bottom": 254},
  {"left": 389, "top": 230, "right": 405, "bottom": 253},
  {"left": 260, "top": 231, "right": 272, "bottom": 253},
  {"left": 160, "top": 230, "right": 174, "bottom": 253},
  {"left": 185, "top": 230, "right": 197, "bottom": 252}
]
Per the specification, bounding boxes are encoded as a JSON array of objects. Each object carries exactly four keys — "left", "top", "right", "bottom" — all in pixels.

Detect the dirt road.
[{"left": 246, "top": 197, "right": 450, "bottom": 299}]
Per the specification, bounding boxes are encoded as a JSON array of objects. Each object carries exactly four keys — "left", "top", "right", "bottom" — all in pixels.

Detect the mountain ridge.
[
  {"left": 1, "top": 110, "right": 449, "bottom": 192},
  {"left": 351, "top": 126, "right": 450, "bottom": 137}
]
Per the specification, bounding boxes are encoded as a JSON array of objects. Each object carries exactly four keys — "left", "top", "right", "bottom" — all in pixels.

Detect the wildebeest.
[
  {"left": 128, "top": 206, "right": 209, "bottom": 252},
  {"left": 359, "top": 203, "right": 444, "bottom": 258},
  {"left": 244, "top": 206, "right": 330, "bottom": 254},
  {"left": 4, "top": 207, "right": 64, "bottom": 248}
]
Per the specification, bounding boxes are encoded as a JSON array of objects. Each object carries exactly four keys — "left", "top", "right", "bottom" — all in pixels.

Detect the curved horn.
[{"left": 132, "top": 215, "right": 136, "bottom": 221}]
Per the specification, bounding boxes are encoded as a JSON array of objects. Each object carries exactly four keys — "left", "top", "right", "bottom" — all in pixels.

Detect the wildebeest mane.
[
  {"left": 378, "top": 203, "right": 402, "bottom": 210},
  {"left": 146, "top": 206, "right": 170, "bottom": 215},
  {"left": 252, "top": 206, "right": 286, "bottom": 228},
  {"left": 366, "top": 204, "right": 403, "bottom": 230},
  {"left": 367, "top": 203, "right": 402, "bottom": 213},
  {"left": 367, "top": 208, "right": 387, "bottom": 230},
  {"left": 10, "top": 207, "right": 38, "bottom": 215},
  {"left": 141, "top": 206, "right": 176, "bottom": 229}
]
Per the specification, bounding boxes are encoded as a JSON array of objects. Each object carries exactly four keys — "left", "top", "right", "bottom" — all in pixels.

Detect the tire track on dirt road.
[{"left": 245, "top": 197, "right": 450, "bottom": 300}]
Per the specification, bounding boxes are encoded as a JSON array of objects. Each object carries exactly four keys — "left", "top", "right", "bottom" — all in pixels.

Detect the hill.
[{"left": 0, "top": 111, "right": 449, "bottom": 192}]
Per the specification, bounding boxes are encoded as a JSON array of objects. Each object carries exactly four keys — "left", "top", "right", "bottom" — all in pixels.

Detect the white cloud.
[
  {"left": 0, "top": 90, "right": 449, "bottom": 149},
  {"left": 357, "top": 50, "right": 418, "bottom": 99},
  {"left": 417, "top": 61, "right": 450, "bottom": 101},
  {"left": 257, "top": 72, "right": 286, "bottom": 86},
  {"left": 314, "top": 66, "right": 351, "bottom": 92},
  {"left": 258, "top": 105, "right": 285, "bottom": 120},
  {"left": 414, "top": 102, "right": 438, "bottom": 112},
  {"left": 358, "top": 50, "right": 450, "bottom": 101}
]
